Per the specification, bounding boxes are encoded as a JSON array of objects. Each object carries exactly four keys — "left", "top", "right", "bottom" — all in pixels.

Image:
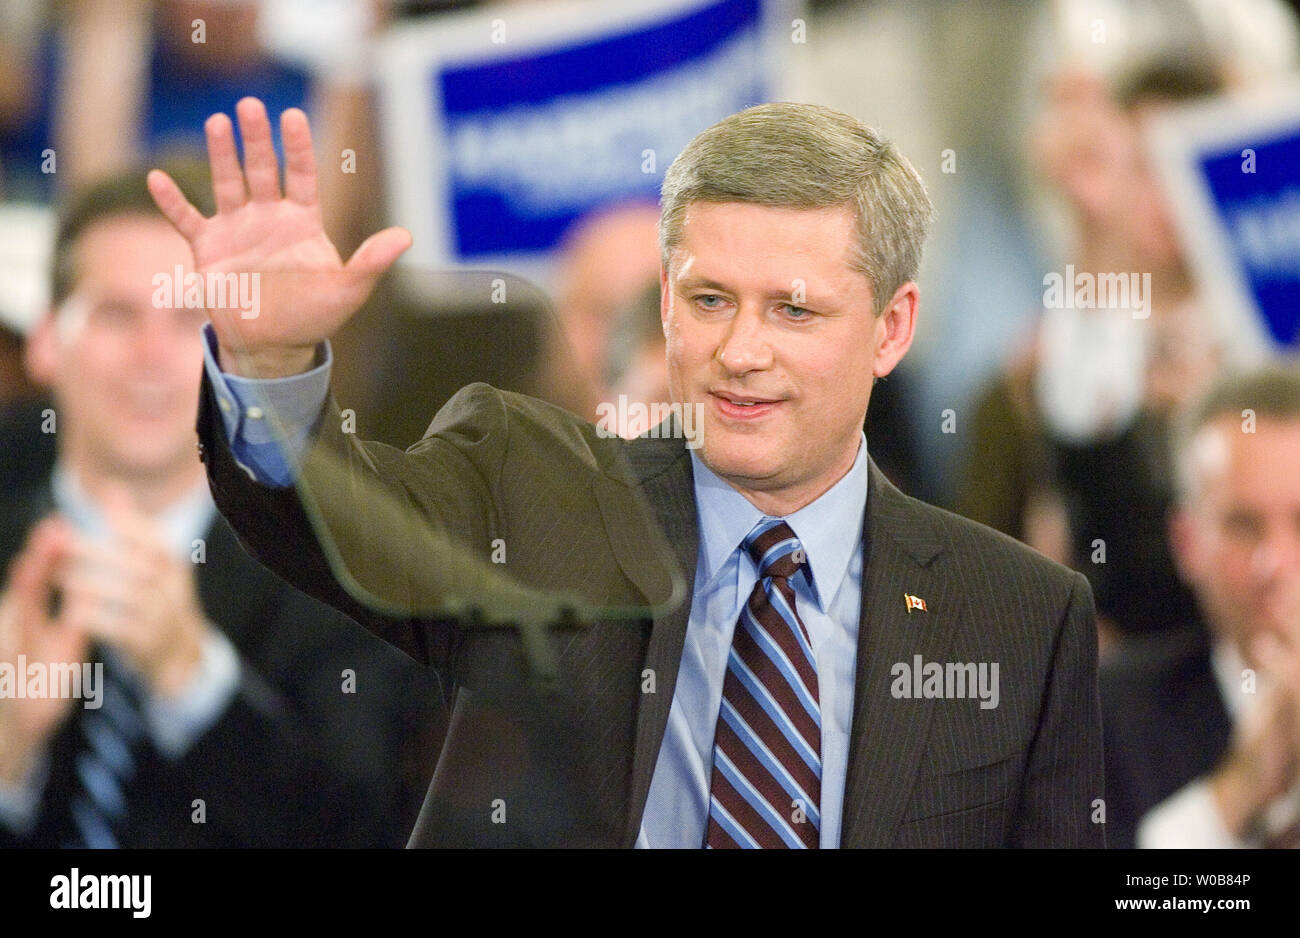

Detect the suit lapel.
[
  {"left": 840, "top": 460, "right": 964, "bottom": 847},
  {"left": 594, "top": 439, "right": 963, "bottom": 848},
  {"left": 592, "top": 431, "right": 698, "bottom": 847}
]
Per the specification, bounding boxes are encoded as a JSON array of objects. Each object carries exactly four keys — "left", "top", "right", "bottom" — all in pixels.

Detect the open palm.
[{"left": 147, "top": 97, "right": 411, "bottom": 377}]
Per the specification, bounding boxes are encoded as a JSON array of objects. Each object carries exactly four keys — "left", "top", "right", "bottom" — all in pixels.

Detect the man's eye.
[
  {"left": 1223, "top": 514, "right": 1262, "bottom": 541},
  {"left": 695, "top": 294, "right": 724, "bottom": 309},
  {"left": 89, "top": 303, "right": 137, "bottom": 327},
  {"left": 781, "top": 303, "right": 811, "bottom": 319}
]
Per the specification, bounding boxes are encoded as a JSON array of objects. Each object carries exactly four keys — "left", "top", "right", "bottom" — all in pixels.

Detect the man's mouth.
[{"left": 710, "top": 391, "right": 783, "bottom": 420}]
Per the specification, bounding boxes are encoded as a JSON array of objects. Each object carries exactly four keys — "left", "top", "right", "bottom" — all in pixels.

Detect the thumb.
[{"left": 345, "top": 226, "right": 412, "bottom": 280}]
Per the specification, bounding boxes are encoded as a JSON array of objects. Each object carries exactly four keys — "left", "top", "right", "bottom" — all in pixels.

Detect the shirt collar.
[
  {"left": 1211, "top": 640, "right": 1268, "bottom": 721},
  {"left": 690, "top": 432, "right": 869, "bottom": 612},
  {"left": 51, "top": 462, "right": 217, "bottom": 562}
]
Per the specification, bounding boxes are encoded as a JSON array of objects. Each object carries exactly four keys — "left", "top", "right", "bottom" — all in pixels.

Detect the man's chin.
[
  {"left": 695, "top": 442, "right": 784, "bottom": 491},
  {"left": 104, "top": 445, "right": 202, "bottom": 482}
]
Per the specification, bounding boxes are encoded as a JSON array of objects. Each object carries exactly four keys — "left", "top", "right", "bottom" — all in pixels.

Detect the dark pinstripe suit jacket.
[{"left": 197, "top": 374, "right": 1105, "bottom": 848}]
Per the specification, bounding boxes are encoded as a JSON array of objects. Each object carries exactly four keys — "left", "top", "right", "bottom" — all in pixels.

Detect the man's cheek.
[{"left": 1222, "top": 570, "right": 1266, "bottom": 620}]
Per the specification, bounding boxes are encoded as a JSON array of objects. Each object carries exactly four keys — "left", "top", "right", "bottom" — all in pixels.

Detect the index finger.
[{"left": 3, "top": 519, "right": 75, "bottom": 637}]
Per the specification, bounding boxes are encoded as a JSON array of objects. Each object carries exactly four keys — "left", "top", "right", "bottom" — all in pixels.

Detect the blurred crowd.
[{"left": 2, "top": 0, "right": 1300, "bottom": 848}]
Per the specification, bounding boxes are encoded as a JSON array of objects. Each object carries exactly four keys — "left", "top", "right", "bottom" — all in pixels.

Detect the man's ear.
[
  {"left": 659, "top": 264, "right": 670, "bottom": 338},
  {"left": 871, "top": 281, "right": 919, "bottom": 379},
  {"left": 25, "top": 311, "right": 59, "bottom": 388}
]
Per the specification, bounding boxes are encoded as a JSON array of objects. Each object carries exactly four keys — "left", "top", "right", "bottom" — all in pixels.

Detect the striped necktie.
[
  {"left": 705, "top": 519, "right": 821, "bottom": 849},
  {"left": 64, "top": 660, "right": 146, "bottom": 849}
]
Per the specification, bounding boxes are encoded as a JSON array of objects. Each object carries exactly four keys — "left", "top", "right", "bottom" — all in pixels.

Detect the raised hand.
[{"left": 146, "top": 97, "right": 411, "bottom": 378}]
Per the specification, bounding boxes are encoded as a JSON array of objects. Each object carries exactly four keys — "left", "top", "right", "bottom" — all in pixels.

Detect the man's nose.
[
  {"left": 132, "top": 310, "right": 182, "bottom": 366},
  {"left": 715, "top": 304, "right": 774, "bottom": 376}
]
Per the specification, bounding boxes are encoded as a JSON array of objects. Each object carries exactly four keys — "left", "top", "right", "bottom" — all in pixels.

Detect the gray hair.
[
  {"left": 658, "top": 102, "right": 934, "bottom": 315},
  {"left": 1172, "top": 362, "right": 1300, "bottom": 504}
]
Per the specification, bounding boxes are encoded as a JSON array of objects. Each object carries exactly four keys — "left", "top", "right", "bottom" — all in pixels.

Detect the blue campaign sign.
[
  {"left": 375, "top": 0, "right": 791, "bottom": 278},
  {"left": 1198, "top": 132, "right": 1300, "bottom": 346},
  {"left": 1151, "top": 89, "right": 1300, "bottom": 357}
]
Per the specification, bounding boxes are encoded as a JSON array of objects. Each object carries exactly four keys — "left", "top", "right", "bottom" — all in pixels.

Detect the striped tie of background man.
[{"left": 65, "top": 660, "right": 146, "bottom": 849}]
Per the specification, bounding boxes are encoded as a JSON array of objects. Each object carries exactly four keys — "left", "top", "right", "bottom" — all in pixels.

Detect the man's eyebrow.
[
  {"left": 674, "top": 275, "right": 833, "bottom": 306},
  {"left": 674, "top": 276, "right": 731, "bottom": 293}
]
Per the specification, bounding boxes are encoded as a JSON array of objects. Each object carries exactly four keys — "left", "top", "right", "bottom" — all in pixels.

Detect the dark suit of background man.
[
  {"left": 147, "top": 96, "right": 1104, "bottom": 847},
  {"left": 1102, "top": 365, "right": 1300, "bottom": 848},
  {"left": 0, "top": 169, "right": 441, "bottom": 848}
]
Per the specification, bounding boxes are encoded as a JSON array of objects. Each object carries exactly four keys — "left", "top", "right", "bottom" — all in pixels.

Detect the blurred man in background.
[
  {"left": 539, "top": 201, "right": 663, "bottom": 422},
  {"left": 0, "top": 165, "right": 440, "bottom": 848},
  {"left": 1102, "top": 364, "right": 1300, "bottom": 848}
]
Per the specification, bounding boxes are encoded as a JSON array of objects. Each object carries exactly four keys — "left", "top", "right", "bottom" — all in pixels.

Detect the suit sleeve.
[
  {"left": 1010, "top": 570, "right": 1106, "bottom": 847},
  {"left": 197, "top": 365, "right": 504, "bottom": 673}
]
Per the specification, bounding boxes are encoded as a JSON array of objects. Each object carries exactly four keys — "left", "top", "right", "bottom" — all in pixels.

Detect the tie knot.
[{"left": 742, "top": 519, "right": 806, "bottom": 580}]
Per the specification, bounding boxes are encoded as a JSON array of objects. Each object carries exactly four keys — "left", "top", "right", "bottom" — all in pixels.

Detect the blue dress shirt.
[
  {"left": 201, "top": 323, "right": 332, "bottom": 487},
  {"left": 636, "top": 437, "right": 867, "bottom": 848}
]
